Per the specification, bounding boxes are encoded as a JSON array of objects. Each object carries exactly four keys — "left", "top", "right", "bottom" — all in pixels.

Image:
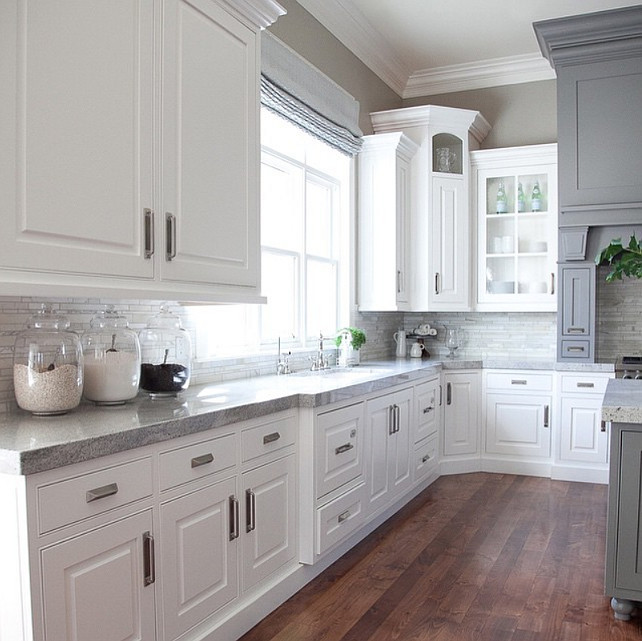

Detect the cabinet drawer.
[
  {"left": 160, "top": 433, "right": 236, "bottom": 492},
  {"left": 316, "top": 482, "right": 366, "bottom": 557},
  {"left": 560, "top": 373, "right": 611, "bottom": 395},
  {"left": 38, "top": 457, "right": 153, "bottom": 534},
  {"left": 413, "top": 436, "right": 438, "bottom": 482},
  {"left": 415, "top": 379, "right": 439, "bottom": 443},
  {"left": 241, "top": 413, "right": 297, "bottom": 464},
  {"left": 485, "top": 371, "right": 553, "bottom": 392},
  {"left": 561, "top": 340, "right": 590, "bottom": 359}
]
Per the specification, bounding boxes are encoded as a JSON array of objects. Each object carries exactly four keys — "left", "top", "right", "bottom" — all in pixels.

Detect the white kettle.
[{"left": 393, "top": 330, "right": 407, "bottom": 358}]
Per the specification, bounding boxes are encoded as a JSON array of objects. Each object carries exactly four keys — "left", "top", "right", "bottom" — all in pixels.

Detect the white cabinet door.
[
  {"left": 443, "top": 371, "right": 480, "bottom": 456},
  {"left": 428, "top": 176, "right": 470, "bottom": 310},
  {"left": 241, "top": 455, "right": 296, "bottom": 591},
  {"left": 160, "top": 0, "right": 259, "bottom": 290},
  {"left": 365, "top": 387, "right": 413, "bottom": 515},
  {"left": 0, "top": 0, "right": 155, "bottom": 280},
  {"left": 160, "top": 477, "right": 238, "bottom": 640},
  {"left": 40, "top": 510, "right": 156, "bottom": 641},
  {"left": 559, "top": 396, "right": 608, "bottom": 464},
  {"left": 485, "top": 393, "right": 552, "bottom": 458}
]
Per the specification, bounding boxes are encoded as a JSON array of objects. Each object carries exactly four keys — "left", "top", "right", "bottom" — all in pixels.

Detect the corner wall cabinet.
[
  {"left": 472, "top": 144, "right": 558, "bottom": 311},
  {"left": 363, "top": 105, "right": 490, "bottom": 312},
  {"left": 0, "top": 0, "right": 283, "bottom": 302},
  {"left": 358, "top": 133, "right": 419, "bottom": 311}
]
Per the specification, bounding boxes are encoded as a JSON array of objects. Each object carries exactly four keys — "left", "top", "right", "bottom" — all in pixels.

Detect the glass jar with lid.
[
  {"left": 138, "top": 304, "right": 192, "bottom": 397},
  {"left": 81, "top": 305, "right": 141, "bottom": 405},
  {"left": 13, "top": 305, "right": 83, "bottom": 415}
]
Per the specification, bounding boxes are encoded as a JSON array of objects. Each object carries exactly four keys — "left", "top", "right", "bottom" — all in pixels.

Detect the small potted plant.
[
  {"left": 335, "top": 327, "right": 366, "bottom": 366},
  {"left": 596, "top": 234, "right": 642, "bottom": 281}
]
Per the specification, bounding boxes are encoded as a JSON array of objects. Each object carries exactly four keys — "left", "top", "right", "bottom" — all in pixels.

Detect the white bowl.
[
  {"left": 519, "top": 281, "right": 548, "bottom": 294},
  {"left": 488, "top": 280, "right": 514, "bottom": 294}
]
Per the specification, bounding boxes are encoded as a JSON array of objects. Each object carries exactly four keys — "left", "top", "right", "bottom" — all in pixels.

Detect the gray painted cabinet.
[
  {"left": 557, "top": 264, "right": 594, "bottom": 362},
  {"left": 606, "top": 424, "right": 642, "bottom": 619}
]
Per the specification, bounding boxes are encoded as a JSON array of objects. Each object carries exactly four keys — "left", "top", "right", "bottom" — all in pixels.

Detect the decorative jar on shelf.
[
  {"left": 81, "top": 306, "right": 141, "bottom": 405},
  {"left": 138, "top": 305, "right": 192, "bottom": 397},
  {"left": 13, "top": 305, "right": 83, "bottom": 415}
]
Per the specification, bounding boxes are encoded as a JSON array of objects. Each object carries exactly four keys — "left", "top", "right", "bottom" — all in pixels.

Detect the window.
[{"left": 191, "top": 109, "right": 351, "bottom": 359}]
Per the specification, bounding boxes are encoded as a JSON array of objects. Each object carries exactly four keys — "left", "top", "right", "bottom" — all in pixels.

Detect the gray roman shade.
[{"left": 261, "top": 31, "right": 363, "bottom": 155}]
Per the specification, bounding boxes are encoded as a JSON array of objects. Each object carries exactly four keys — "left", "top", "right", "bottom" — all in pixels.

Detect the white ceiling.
[{"left": 296, "top": 0, "right": 640, "bottom": 97}]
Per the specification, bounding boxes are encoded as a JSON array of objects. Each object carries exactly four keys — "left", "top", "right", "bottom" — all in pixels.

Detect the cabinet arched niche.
[{"left": 432, "top": 133, "right": 463, "bottom": 175}]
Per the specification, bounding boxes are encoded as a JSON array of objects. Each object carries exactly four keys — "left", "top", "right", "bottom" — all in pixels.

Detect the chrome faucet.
[
  {"left": 276, "top": 337, "right": 291, "bottom": 375},
  {"left": 310, "top": 332, "right": 330, "bottom": 371}
]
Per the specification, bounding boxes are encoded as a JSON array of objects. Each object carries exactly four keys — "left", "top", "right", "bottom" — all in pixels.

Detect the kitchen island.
[{"left": 603, "top": 379, "right": 642, "bottom": 620}]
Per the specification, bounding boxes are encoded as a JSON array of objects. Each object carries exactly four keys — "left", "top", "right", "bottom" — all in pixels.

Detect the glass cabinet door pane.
[{"left": 432, "top": 133, "right": 463, "bottom": 174}]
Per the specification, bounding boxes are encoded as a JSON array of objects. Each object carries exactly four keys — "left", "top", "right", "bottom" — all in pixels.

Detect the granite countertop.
[
  {"left": 0, "top": 360, "right": 441, "bottom": 476},
  {"left": 602, "top": 379, "right": 642, "bottom": 424}
]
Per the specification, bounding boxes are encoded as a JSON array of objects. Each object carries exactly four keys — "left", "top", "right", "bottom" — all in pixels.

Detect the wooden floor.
[{"left": 240, "top": 473, "right": 642, "bottom": 641}]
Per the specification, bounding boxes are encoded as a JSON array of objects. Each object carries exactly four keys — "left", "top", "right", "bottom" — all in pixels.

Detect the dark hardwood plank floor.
[{"left": 240, "top": 473, "right": 642, "bottom": 641}]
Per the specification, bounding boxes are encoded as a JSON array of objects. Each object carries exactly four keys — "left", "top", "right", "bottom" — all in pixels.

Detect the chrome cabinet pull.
[
  {"left": 229, "top": 495, "right": 239, "bottom": 541},
  {"left": 439, "top": 384, "right": 443, "bottom": 406},
  {"left": 422, "top": 454, "right": 431, "bottom": 463},
  {"left": 388, "top": 405, "right": 395, "bottom": 435},
  {"left": 397, "top": 270, "right": 402, "bottom": 294},
  {"left": 577, "top": 382, "right": 595, "bottom": 388},
  {"left": 550, "top": 272, "right": 555, "bottom": 295},
  {"left": 191, "top": 453, "right": 214, "bottom": 468},
  {"left": 446, "top": 382, "right": 452, "bottom": 406},
  {"left": 86, "top": 482, "right": 118, "bottom": 503},
  {"left": 567, "top": 327, "right": 586, "bottom": 334},
  {"left": 434, "top": 272, "right": 440, "bottom": 295},
  {"left": 544, "top": 405, "right": 550, "bottom": 428},
  {"left": 263, "top": 431, "right": 281, "bottom": 445},
  {"left": 567, "top": 346, "right": 585, "bottom": 352},
  {"left": 335, "top": 443, "right": 354, "bottom": 455},
  {"left": 246, "top": 489, "right": 256, "bottom": 533},
  {"left": 166, "top": 213, "right": 177, "bottom": 261},
  {"left": 395, "top": 404, "right": 400, "bottom": 433},
  {"left": 601, "top": 421, "right": 607, "bottom": 433},
  {"left": 143, "top": 531, "right": 155, "bottom": 586},
  {"left": 338, "top": 510, "right": 351, "bottom": 523},
  {"left": 144, "top": 209, "right": 154, "bottom": 259},
  {"left": 511, "top": 379, "right": 527, "bottom": 385}
]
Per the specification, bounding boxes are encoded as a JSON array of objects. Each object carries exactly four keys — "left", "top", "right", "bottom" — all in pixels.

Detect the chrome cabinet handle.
[
  {"left": 544, "top": 405, "right": 550, "bottom": 428},
  {"left": 423, "top": 405, "right": 434, "bottom": 414},
  {"left": 567, "top": 327, "right": 586, "bottom": 334},
  {"left": 246, "top": 489, "right": 256, "bottom": 533},
  {"left": 511, "top": 379, "right": 527, "bottom": 385},
  {"left": 191, "top": 453, "right": 214, "bottom": 468},
  {"left": 601, "top": 421, "right": 607, "bottom": 433},
  {"left": 335, "top": 443, "right": 354, "bottom": 455},
  {"left": 263, "top": 432, "right": 281, "bottom": 445},
  {"left": 439, "top": 384, "right": 443, "bottom": 406},
  {"left": 422, "top": 453, "right": 431, "bottom": 463},
  {"left": 229, "top": 495, "right": 239, "bottom": 541},
  {"left": 397, "top": 270, "right": 402, "bottom": 294},
  {"left": 86, "top": 482, "right": 118, "bottom": 503},
  {"left": 434, "top": 272, "right": 440, "bottom": 295},
  {"left": 395, "top": 404, "right": 400, "bottom": 433},
  {"left": 338, "top": 510, "right": 351, "bottom": 523},
  {"left": 550, "top": 272, "right": 555, "bottom": 295},
  {"left": 144, "top": 209, "right": 154, "bottom": 259},
  {"left": 567, "top": 346, "right": 585, "bottom": 352},
  {"left": 446, "top": 382, "right": 452, "bottom": 406},
  {"left": 388, "top": 405, "right": 395, "bottom": 435},
  {"left": 577, "top": 382, "right": 595, "bottom": 388},
  {"left": 143, "top": 531, "right": 155, "bottom": 586},
  {"left": 166, "top": 213, "right": 176, "bottom": 261}
]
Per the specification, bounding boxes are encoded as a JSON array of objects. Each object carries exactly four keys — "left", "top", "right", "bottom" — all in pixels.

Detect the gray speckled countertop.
[
  {"left": 602, "top": 379, "right": 642, "bottom": 424},
  {"left": 0, "top": 360, "right": 441, "bottom": 476},
  {"left": 0, "top": 357, "right": 616, "bottom": 476}
]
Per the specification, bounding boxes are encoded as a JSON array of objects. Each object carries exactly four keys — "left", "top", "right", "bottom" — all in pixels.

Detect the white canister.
[{"left": 393, "top": 330, "right": 407, "bottom": 358}]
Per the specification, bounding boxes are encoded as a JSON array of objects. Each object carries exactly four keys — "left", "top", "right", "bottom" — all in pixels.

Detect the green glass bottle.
[
  {"left": 531, "top": 182, "right": 542, "bottom": 212},
  {"left": 517, "top": 182, "right": 526, "bottom": 212},
  {"left": 496, "top": 181, "right": 507, "bottom": 214}
]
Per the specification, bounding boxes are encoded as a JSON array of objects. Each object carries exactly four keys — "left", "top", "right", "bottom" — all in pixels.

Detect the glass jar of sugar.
[
  {"left": 81, "top": 306, "right": 141, "bottom": 405},
  {"left": 138, "top": 304, "right": 192, "bottom": 397},
  {"left": 13, "top": 305, "right": 84, "bottom": 415}
]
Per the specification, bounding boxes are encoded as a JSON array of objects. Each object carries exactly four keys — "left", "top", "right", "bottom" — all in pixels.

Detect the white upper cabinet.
[
  {"left": 0, "top": 0, "right": 284, "bottom": 302},
  {"left": 358, "top": 132, "right": 418, "bottom": 312},
  {"left": 472, "top": 144, "right": 558, "bottom": 312},
  {"left": 368, "top": 105, "right": 490, "bottom": 312}
]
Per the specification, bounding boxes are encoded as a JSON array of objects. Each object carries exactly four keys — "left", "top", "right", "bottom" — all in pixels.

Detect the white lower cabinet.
[
  {"left": 554, "top": 372, "right": 612, "bottom": 483},
  {"left": 40, "top": 510, "right": 156, "bottom": 641},
  {"left": 365, "top": 386, "right": 413, "bottom": 517}
]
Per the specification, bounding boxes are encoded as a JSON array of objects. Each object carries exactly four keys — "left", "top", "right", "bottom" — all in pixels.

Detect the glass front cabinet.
[{"left": 472, "top": 144, "right": 557, "bottom": 311}]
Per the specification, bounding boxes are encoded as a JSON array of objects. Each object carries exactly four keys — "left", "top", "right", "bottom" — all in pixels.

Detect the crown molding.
[
  {"left": 403, "top": 54, "right": 556, "bottom": 98},
  {"left": 296, "top": 0, "right": 410, "bottom": 96},
  {"left": 219, "top": 0, "right": 286, "bottom": 29}
]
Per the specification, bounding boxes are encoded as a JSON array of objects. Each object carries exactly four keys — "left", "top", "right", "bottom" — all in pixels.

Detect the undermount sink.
[{"left": 290, "top": 366, "right": 398, "bottom": 378}]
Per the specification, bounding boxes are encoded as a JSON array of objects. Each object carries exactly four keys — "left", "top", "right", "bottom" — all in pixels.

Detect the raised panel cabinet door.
[
  {"left": 161, "top": 0, "right": 259, "bottom": 289},
  {"left": 159, "top": 476, "right": 238, "bottom": 641},
  {"left": 40, "top": 510, "right": 155, "bottom": 641},
  {"left": 389, "top": 389, "right": 413, "bottom": 499},
  {"left": 559, "top": 264, "right": 594, "bottom": 361},
  {"left": 485, "top": 393, "right": 552, "bottom": 458},
  {"left": 443, "top": 372, "right": 479, "bottom": 456},
  {"left": 615, "top": 431, "right": 642, "bottom": 592},
  {"left": 429, "top": 176, "right": 469, "bottom": 310},
  {"left": 0, "top": 0, "right": 155, "bottom": 279},
  {"left": 559, "top": 396, "right": 608, "bottom": 464},
  {"left": 241, "top": 455, "right": 296, "bottom": 591},
  {"left": 365, "top": 392, "right": 394, "bottom": 515}
]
